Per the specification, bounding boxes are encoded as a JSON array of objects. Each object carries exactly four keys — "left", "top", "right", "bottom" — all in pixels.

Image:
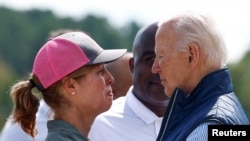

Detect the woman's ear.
[
  {"left": 62, "top": 77, "right": 76, "bottom": 96},
  {"left": 187, "top": 43, "right": 200, "bottom": 69}
]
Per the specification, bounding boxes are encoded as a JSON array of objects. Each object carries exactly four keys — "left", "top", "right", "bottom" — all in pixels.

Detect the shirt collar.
[{"left": 126, "top": 86, "right": 163, "bottom": 124}]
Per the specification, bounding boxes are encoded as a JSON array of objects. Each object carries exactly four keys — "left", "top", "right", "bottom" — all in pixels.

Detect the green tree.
[
  {"left": 229, "top": 49, "right": 250, "bottom": 119},
  {"left": 0, "top": 57, "right": 17, "bottom": 128}
]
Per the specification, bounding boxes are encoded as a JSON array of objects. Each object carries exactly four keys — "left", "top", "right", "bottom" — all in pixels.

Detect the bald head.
[
  {"left": 107, "top": 52, "right": 133, "bottom": 99},
  {"left": 132, "top": 22, "right": 158, "bottom": 58}
]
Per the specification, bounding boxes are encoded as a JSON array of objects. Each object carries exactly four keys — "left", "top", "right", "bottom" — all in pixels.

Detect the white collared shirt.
[{"left": 88, "top": 86, "right": 163, "bottom": 141}]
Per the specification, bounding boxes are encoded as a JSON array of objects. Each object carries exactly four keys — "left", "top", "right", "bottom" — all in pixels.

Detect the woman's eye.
[{"left": 98, "top": 69, "right": 104, "bottom": 75}]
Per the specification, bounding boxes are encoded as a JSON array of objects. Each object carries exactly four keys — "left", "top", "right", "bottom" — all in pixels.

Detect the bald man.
[
  {"left": 106, "top": 52, "right": 133, "bottom": 99},
  {"left": 89, "top": 22, "right": 170, "bottom": 141}
]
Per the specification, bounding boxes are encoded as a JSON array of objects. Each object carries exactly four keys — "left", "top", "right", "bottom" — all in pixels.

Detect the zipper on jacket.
[{"left": 158, "top": 89, "right": 179, "bottom": 141}]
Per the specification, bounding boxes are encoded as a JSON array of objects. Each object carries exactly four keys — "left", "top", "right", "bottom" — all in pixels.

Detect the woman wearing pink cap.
[{"left": 9, "top": 32, "right": 126, "bottom": 141}]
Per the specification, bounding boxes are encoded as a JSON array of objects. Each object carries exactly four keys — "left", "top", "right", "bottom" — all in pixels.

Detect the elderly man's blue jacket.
[{"left": 156, "top": 68, "right": 249, "bottom": 141}]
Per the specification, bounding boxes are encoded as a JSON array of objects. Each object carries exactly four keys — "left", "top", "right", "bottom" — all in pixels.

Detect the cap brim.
[{"left": 88, "top": 49, "right": 127, "bottom": 64}]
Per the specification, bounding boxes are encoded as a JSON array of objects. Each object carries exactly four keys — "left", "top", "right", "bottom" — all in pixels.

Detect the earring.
[{"left": 72, "top": 92, "right": 75, "bottom": 95}]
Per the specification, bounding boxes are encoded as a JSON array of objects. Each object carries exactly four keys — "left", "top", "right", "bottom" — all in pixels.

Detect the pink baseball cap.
[{"left": 32, "top": 32, "right": 127, "bottom": 90}]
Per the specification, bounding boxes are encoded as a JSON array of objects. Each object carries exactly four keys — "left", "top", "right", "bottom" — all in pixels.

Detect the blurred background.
[{"left": 0, "top": 0, "right": 249, "bottom": 130}]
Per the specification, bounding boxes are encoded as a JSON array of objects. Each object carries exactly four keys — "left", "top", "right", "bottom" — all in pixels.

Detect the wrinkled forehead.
[
  {"left": 157, "top": 21, "right": 175, "bottom": 38},
  {"left": 156, "top": 29, "right": 176, "bottom": 47},
  {"left": 155, "top": 32, "right": 177, "bottom": 55}
]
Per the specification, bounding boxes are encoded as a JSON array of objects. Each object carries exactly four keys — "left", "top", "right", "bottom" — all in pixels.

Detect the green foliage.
[
  {"left": 0, "top": 7, "right": 141, "bottom": 76},
  {"left": 0, "top": 57, "right": 17, "bottom": 129},
  {"left": 229, "top": 50, "right": 250, "bottom": 119}
]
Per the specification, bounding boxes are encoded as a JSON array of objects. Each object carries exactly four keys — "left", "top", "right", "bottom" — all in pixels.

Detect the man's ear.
[
  {"left": 129, "top": 57, "right": 134, "bottom": 73},
  {"left": 188, "top": 43, "right": 200, "bottom": 69}
]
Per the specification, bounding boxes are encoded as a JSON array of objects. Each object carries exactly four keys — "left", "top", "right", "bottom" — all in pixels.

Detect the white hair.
[{"left": 160, "top": 12, "right": 228, "bottom": 67}]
